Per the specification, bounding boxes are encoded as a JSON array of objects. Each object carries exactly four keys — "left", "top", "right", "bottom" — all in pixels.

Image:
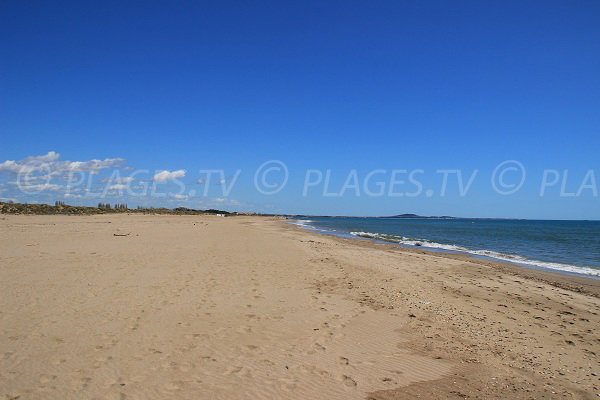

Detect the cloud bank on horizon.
[
  {"left": 0, "top": 151, "right": 123, "bottom": 175},
  {"left": 0, "top": 151, "right": 242, "bottom": 210}
]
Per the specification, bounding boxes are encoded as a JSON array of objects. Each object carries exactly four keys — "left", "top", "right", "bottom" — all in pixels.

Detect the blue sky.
[{"left": 1, "top": 1, "right": 599, "bottom": 219}]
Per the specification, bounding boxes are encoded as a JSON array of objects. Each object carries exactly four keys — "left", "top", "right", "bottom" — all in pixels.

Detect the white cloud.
[
  {"left": 101, "top": 176, "right": 134, "bottom": 184},
  {"left": 0, "top": 152, "right": 63, "bottom": 173},
  {"left": 108, "top": 184, "right": 127, "bottom": 190},
  {"left": 172, "top": 194, "right": 188, "bottom": 200},
  {"left": 66, "top": 159, "right": 123, "bottom": 173},
  {"left": 18, "top": 183, "right": 62, "bottom": 192},
  {"left": 0, "top": 151, "right": 126, "bottom": 197},
  {"left": 0, "top": 160, "right": 20, "bottom": 173},
  {"left": 25, "top": 151, "right": 60, "bottom": 163},
  {"left": 153, "top": 169, "right": 186, "bottom": 182},
  {"left": 0, "top": 151, "right": 124, "bottom": 176}
]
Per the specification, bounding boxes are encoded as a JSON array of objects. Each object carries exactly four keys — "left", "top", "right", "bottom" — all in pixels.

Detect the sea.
[{"left": 292, "top": 217, "right": 600, "bottom": 278}]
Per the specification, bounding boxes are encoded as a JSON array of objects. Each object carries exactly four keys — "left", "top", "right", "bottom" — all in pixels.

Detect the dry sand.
[{"left": 1, "top": 214, "right": 599, "bottom": 399}]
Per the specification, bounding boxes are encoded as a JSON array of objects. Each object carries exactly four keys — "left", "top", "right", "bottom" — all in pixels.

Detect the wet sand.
[{"left": 1, "top": 214, "right": 599, "bottom": 399}]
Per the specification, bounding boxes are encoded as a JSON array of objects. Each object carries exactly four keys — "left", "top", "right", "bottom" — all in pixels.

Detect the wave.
[
  {"left": 344, "top": 230, "right": 600, "bottom": 277},
  {"left": 292, "top": 219, "right": 313, "bottom": 226},
  {"left": 291, "top": 219, "right": 336, "bottom": 233}
]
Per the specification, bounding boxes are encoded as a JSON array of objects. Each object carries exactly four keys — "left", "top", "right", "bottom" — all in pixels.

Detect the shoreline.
[
  {"left": 2, "top": 214, "right": 599, "bottom": 399},
  {"left": 287, "top": 220, "right": 600, "bottom": 298},
  {"left": 290, "top": 218, "right": 600, "bottom": 284},
  {"left": 287, "top": 221, "right": 600, "bottom": 299}
]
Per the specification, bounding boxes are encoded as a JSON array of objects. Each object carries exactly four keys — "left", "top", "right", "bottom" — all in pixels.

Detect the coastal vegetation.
[{"left": 0, "top": 201, "right": 232, "bottom": 216}]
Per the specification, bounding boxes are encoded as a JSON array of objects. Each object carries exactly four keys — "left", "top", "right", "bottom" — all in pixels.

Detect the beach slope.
[{"left": 1, "top": 215, "right": 598, "bottom": 399}]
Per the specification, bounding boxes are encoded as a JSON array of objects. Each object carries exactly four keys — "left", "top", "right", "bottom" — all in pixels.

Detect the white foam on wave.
[
  {"left": 291, "top": 219, "right": 336, "bottom": 233},
  {"left": 292, "top": 219, "right": 313, "bottom": 226},
  {"left": 349, "top": 231, "right": 600, "bottom": 277}
]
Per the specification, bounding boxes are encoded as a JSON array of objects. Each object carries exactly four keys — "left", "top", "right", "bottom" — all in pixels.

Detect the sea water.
[{"left": 293, "top": 217, "right": 600, "bottom": 278}]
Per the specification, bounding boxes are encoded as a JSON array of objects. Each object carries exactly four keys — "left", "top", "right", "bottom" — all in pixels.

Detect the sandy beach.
[{"left": 1, "top": 214, "right": 599, "bottom": 399}]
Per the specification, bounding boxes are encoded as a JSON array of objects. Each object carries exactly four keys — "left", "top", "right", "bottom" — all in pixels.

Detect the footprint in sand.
[
  {"left": 78, "top": 377, "right": 92, "bottom": 389},
  {"left": 340, "top": 374, "right": 357, "bottom": 387},
  {"left": 313, "top": 343, "right": 326, "bottom": 351},
  {"left": 224, "top": 366, "right": 251, "bottom": 377}
]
